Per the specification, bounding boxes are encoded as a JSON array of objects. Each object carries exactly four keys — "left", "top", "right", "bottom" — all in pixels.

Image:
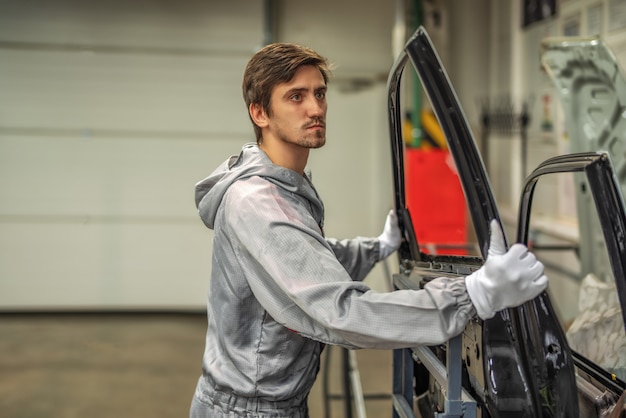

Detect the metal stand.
[
  {"left": 322, "top": 346, "right": 390, "bottom": 418},
  {"left": 392, "top": 335, "right": 477, "bottom": 418}
]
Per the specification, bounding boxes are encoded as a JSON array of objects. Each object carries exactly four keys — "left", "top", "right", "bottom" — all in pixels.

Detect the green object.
[{"left": 411, "top": 0, "right": 423, "bottom": 148}]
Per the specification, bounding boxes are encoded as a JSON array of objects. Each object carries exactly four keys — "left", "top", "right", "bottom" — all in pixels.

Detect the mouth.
[{"left": 305, "top": 122, "right": 326, "bottom": 130}]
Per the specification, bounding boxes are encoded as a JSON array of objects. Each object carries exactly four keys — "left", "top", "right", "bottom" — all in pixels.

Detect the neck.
[{"left": 259, "top": 138, "right": 309, "bottom": 175}]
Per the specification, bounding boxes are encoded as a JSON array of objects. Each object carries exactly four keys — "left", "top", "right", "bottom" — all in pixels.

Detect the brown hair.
[{"left": 242, "top": 43, "right": 331, "bottom": 142}]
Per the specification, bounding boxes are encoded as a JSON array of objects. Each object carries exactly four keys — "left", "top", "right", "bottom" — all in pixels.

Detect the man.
[{"left": 191, "top": 43, "right": 547, "bottom": 417}]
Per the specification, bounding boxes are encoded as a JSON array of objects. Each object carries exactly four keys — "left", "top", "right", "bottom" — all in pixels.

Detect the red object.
[{"left": 405, "top": 148, "right": 467, "bottom": 255}]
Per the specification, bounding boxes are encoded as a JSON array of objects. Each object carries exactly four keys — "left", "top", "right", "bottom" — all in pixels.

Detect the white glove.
[
  {"left": 465, "top": 219, "right": 548, "bottom": 319},
  {"left": 378, "top": 210, "right": 402, "bottom": 260}
]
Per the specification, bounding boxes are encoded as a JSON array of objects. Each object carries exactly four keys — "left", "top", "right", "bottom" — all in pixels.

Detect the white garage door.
[{"left": 0, "top": 0, "right": 264, "bottom": 310}]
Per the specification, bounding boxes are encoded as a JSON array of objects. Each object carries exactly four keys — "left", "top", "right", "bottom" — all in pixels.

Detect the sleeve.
[
  {"left": 325, "top": 237, "right": 380, "bottom": 282},
  {"left": 225, "top": 178, "right": 475, "bottom": 349}
]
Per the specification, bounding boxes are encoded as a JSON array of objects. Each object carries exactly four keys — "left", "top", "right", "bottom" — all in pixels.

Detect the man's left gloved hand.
[
  {"left": 378, "top": 210, "right": 402, "bottom": 260},
  {"left": 465, "top": 219, "right": 548, "bottom": 319}
]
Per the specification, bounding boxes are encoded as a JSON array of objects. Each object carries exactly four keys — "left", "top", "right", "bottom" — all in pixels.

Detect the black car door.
[
  {"left": 389, "top": 27, "right": 579, "bottom": 417},
  {"left": 517, "top": 152, "right": 626, "bottom": 417}
]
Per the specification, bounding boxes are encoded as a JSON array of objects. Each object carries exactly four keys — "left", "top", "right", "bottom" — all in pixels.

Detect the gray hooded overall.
[{"left": 190, "top": 143, "right": 475, "bottom": 417}]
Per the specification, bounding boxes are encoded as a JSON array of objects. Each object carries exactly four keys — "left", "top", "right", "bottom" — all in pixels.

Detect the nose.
[{"left": 306, "top": 96, "right": 326, "bottom": 118}]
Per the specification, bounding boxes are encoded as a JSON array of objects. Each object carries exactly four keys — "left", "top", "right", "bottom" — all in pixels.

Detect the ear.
[{"left": 249, "top": 103, "right": 269, "bottom": 129}]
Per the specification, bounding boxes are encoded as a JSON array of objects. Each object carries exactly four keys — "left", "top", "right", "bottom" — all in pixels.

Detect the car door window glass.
[{"left": 404, "top": 146, "right": 480, "bottom": 257}]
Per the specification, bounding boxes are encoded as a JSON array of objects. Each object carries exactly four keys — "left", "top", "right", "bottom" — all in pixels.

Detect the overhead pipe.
[{"left": 263, "top": 0, "right": 278, "bottom": 45}]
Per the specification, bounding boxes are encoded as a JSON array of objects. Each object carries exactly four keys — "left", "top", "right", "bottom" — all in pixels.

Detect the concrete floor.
[{"left": 0, "top": 313, "right": 392, "bottom": 418}]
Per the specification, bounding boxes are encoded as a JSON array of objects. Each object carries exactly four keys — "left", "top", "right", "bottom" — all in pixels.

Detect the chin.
[
  {"left": 298, "top": 134, "right": 325, "bottom": 149},
  {"left": 310, "top": 138, "right": 326, "bottom": 149}
]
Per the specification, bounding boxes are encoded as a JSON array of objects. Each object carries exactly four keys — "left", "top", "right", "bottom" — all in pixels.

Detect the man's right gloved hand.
[{"left": 465, "top": 219, "right": 548, "bottom": 320}]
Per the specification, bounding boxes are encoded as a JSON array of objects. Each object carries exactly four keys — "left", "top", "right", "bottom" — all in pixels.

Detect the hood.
[{"left": 195, "top": 143, "right": 324, "bottom": 230}]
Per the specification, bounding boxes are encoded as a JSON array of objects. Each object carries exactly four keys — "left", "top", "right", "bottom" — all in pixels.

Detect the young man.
[{"left": 191, "top": 43, "right": 547, "bottom": 417}]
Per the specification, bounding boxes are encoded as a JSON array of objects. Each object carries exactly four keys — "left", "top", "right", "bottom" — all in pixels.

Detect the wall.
[
  {"left": 8, "top": 0, "right": 624, "bottom": 311},
  {"left": 0, "top": 0, "right": 396, "bottom": 309}
]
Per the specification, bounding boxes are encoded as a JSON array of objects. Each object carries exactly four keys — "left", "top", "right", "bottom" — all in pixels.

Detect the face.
[{"left": 263, "top": 65, "right": 328, "bottom": 149}]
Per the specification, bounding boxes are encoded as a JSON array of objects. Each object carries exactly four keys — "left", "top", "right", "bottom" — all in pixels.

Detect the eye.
[
  {"left": 316, "top": 92, "right": 326, "bottom": 100},
  {"left": 290, "top": 93, "right": 302, "bottom": 101}
]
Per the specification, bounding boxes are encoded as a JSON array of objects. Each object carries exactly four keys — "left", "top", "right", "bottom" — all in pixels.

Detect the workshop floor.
[{"left": 0, "top": 313, "right": 393, "bottom": 418}]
